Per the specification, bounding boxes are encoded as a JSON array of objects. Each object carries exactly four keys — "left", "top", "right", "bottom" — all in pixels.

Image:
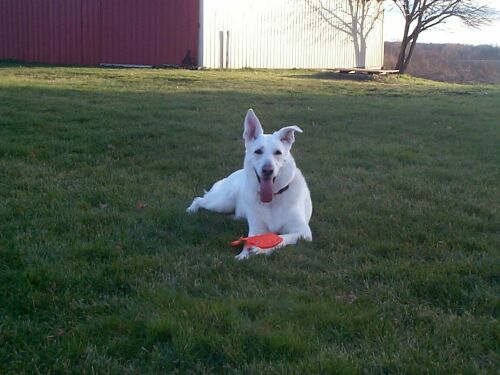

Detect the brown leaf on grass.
[
  {"left": 136, "top": 201, "right": 147, "bottom": 210},
  {"left": 46, "top": 328, "right": 65, "bottom": 340}
]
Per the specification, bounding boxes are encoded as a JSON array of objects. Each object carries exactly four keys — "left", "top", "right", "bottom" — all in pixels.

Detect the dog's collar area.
[{"left": 275, "top": 184, "right": 289, "bottom": 195}]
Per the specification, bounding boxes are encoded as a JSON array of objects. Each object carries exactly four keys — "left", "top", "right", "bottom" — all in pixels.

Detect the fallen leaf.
[{"left": 136, "top": 201, "right": 147, "bottom": 210}]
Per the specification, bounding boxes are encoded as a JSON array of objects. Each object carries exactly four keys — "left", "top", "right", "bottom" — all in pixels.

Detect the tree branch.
[{"left": 391, "top": 0, "right": 498, "bottom": 72}]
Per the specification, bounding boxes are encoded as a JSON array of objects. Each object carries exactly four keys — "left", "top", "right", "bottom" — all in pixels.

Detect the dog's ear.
[
  {"left": 243, "top": 109, "right": 263, "bottom": 142},
  {"left": 276, "top": 125, "right": 303, "bottom": 145}
]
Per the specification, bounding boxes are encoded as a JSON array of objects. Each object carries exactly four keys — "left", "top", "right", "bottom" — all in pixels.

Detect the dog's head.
[{"left": 243, "top": 109, "right": 302, "bottom": 203}]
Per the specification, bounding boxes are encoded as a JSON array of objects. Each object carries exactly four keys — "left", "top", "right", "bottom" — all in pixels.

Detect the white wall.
[{"left": 200, "top": 0, "right": 384, "bottom": 69}]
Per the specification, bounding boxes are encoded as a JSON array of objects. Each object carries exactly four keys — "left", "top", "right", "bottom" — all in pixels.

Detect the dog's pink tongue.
[{"left": 260, "top": 179, "right": 273, "bottom": 203}]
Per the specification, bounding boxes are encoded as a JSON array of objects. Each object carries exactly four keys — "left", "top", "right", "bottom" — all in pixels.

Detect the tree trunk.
[
  {"left": 394, "top": 14, "right": 412, "bottom": 73},
  {"left": 395, "top": 39, "right": 408, "bottom": 72},
  {"left": 402, "top": 35, "right": 419, "bottom": 72}
]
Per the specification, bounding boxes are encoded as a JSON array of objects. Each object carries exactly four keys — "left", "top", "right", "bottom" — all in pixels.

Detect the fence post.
[
  {"left": 226, "top": 30, "right": 230, "bottom": 69},
  {"left": 219, "top": 31, "right": 224, "bottom": 69}
]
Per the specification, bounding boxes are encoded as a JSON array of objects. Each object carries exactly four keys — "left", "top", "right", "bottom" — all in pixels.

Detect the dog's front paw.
[
  {"left": 235, "top": 248, "right": 251, "bottom": 261},
  {"left": 235, "top": 247, "right": 265, "bottom": 260},
  {"left": 248, "top": 247, "right": 265, "bottom": 256}
]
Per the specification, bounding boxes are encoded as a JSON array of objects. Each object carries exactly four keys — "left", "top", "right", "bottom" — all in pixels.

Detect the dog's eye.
[
  {"left": 274, "top": 150, "right": 282, "bottom": 155},
  {"left": 254, "top": 149, "right": 263, "bottom": 155}
]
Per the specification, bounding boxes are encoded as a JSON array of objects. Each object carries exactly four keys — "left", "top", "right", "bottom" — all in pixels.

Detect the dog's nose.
[{"left": 262, "top": 165, "right": 274, "bottom": 178}]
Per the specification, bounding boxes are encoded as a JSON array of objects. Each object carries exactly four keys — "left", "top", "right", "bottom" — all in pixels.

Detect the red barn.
[{"left": 0, "top": 0, "right": 199, "bottom": 66}]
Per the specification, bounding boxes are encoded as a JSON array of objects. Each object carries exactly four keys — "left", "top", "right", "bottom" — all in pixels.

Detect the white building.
[{"left": 199, "top": 0, "right": 385, "bottom": 69}]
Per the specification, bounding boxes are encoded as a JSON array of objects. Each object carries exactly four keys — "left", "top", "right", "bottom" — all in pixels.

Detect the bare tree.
[
  {"left": 305, "top": 0, "right": 384, "bottom": 68},
  {"left": 391, "top": 0, "right": 497, "bottom": 73}
]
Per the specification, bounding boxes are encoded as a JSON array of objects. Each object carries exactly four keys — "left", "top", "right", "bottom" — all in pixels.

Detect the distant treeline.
[{"left": 384, "top": 42, "right": 500, "bottom": 84}]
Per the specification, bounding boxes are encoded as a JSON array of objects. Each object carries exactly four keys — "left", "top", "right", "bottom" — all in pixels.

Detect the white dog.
[{"left": 187, "top": 109, "right": 312, "bottom": 260}]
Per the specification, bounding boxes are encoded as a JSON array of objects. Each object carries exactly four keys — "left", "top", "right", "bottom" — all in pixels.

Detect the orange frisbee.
[{"left": 231, "top": 233, "right": 283, "bottom": 249}]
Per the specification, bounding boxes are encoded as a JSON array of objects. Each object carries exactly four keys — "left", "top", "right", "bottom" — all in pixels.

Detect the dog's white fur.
[{"left": 187, "top": 109, "right": 312, "bottom": 260}]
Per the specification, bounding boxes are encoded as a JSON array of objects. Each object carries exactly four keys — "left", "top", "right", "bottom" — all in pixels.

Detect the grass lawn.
[{"left": 0, "top": 63, "right": 499, "bottom": 374}]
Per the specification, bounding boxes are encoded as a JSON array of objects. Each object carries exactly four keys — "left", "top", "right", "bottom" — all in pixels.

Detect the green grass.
[{"left": 0, "top": 63, "right": 499, "bottom": 374}]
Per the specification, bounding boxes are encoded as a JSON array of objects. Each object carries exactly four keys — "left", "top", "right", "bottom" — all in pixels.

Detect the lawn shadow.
[{"left": 290, "top": 71, "right": 377, "bottom": 82}]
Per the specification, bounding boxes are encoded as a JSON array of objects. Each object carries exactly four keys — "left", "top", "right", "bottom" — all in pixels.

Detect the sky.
[{"left": 383, "top": 1, "right": 500, "bottom": 46}]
